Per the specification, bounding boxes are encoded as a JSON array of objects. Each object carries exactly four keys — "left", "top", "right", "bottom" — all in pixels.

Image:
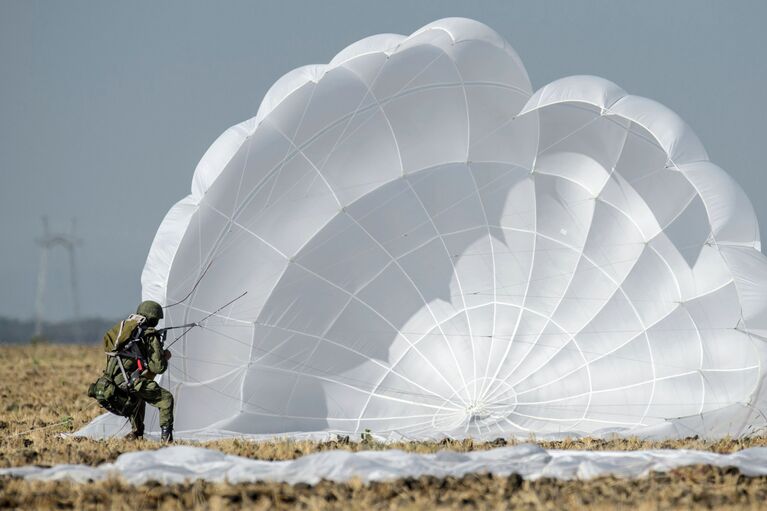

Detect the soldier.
[{"left": 100, "top": 300, "right": 174, "bottom": 442}]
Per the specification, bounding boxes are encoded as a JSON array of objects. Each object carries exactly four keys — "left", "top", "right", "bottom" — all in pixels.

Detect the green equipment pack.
[
  {"left": 88, "top": 314, "right": 149, "bottom": 417},
  {"left": 87, "top": 375, "right": 140, "bottom": 417}
]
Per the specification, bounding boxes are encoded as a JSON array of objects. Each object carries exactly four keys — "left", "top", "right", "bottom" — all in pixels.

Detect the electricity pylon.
[{"left": 34, "top": 217, "right": 82, "bottom": 340}]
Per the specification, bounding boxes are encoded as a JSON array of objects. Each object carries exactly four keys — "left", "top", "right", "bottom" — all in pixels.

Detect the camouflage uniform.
[{"left": 102, "top": 301, "right": 174, "bottom": 438}]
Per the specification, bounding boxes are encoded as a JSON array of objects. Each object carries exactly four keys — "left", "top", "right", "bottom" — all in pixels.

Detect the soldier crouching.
[{"left": 92, "top": 300, "right": 175, "bottom": 442}]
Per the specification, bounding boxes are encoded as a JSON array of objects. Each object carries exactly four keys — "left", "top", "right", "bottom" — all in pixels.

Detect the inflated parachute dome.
[{"left": 89, "top": 18, "right": 767, "bottom": 440}]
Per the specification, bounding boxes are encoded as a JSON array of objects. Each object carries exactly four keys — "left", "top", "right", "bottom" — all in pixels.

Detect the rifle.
[{"left": 155, "top": 323, "right": 199, "bottom": 343}]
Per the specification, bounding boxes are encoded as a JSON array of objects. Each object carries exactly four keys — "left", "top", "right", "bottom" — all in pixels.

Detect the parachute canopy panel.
[{"left": 103, "top": 18, "right": 767, "bottom": 441}]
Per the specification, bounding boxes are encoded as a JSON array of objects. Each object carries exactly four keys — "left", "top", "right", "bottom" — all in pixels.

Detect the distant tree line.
[{"left": 0, "top": 317, "right": 116, "bottom": 344}]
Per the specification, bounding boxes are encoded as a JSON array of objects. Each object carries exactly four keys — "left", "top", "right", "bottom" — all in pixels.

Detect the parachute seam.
[
  {"left": 196, "top": 322, "right": 460, "bottom": 404},
  {"left": 485, "top": 234, "right": 646, "bottom": 394},
  {"left": 297, "top": 53, "right": 479, "bottom": 423},
  {"left": 489, "top": 118, "right": 634, "bottom": 425},
  {"left": 230, "top": 81, "right": 525, "bottom": 226},
  {"left": 347, "top": 212, "right": 472, "bottom": 430},
  {"left": 288, "top": 259, "right": 469, "bottom": 399},
  {"left": 403, "top": 178, "right": 479, "bottom": 391},
  {"left": 268, "top": 126, "right": 343, "bottom": 210},
  {"left": 247, "top": 321, "right": 463, "bottom": 411},
  {"left": 482, "top": 175, "right": 537, "bottom": 405},
  {"left": 483, "top": 121, "right": 616, "bottom": 412},
  {"left": 483, "top": 225, "right": 647, "bottom": 401},
  {"left": 262, "top": 60, "right": 395, "bottom": 418},
  {"left": 435, "top": 43, "right": 502, "bottom": 403},
  {"left": 340, "top": 59, "right": 476, "bottom": 402},
  {"left": 247, "top": 362, "right": 461, "bottom": 412},
  {"left": 240, "top": 253, "right": 462, "bottom": 409},
  {"left": 484, "top": 115, "right": 622, "bottom": 405},
  {"left": 439, "top": 43, "right": 482, "bottom": 403},
  {"left": 516, "top": 366, "right": 758, "bottom": 406},
  {"left": 207, "top": 160, "right": 530, "bottom": 415},
  {"left": 510, "top": 277, "right": 736, "bottom": 400},
  {"left": 280, "top": 294, "right": 356, "bottom": 416},
  {"left": 483, "top": 174, "right": 599, "bottom": 420},
  {"left": 491, "top": 158, "right": 661, "bottom": 425}
]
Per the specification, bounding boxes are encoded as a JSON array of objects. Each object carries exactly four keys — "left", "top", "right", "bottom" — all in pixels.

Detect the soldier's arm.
[{"left": 145, "top": 330, "right": 169, "bottom": 374}]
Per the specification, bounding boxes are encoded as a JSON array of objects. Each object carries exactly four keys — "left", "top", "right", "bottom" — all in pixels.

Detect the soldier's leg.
[
  {"left": 129, "top": 400, "right": 146, "bottom": 436},
  {"left": 132, "top": 379, "right": 174, "bottom": 429}
]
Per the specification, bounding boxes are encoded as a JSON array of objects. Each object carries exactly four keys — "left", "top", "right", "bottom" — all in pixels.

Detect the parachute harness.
[
  {"left": 88, "top": 315, "right": 151, "bottom": 417},
  {"left": 105, "top": 314, "right": 149, "bottom": 388}
]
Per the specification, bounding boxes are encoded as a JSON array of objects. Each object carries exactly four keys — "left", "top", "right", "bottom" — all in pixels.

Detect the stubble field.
[{"left": 1, "top": 344, "right": 767, "bottom": 509}]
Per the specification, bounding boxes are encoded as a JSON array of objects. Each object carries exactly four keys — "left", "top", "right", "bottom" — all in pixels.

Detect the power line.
[{"left": 34, "top": 216, "right": 82, "bottom": 340}]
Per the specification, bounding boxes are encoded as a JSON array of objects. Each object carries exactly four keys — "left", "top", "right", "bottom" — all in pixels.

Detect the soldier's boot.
[{"left": 161, "top": 426, "right": 173, "bottom": 443}]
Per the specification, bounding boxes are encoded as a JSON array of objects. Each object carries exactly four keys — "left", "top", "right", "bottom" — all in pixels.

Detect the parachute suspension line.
[
  {"left": 165, "top": 291, "right": 248, "bottom": 349},
  {"left": 163, "top": 252, "right": 221, "bottom": 392},
  {"left": 164, "top": 259, "right": 215, "bottom": 309}
]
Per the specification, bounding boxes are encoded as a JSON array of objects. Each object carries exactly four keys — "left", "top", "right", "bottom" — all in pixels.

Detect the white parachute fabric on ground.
[
  {"left": 4, "top": 445, "right": 767, "bottom": 484},
  {"left": 92, "top": 17, "right": 767, "bottom": 441}
]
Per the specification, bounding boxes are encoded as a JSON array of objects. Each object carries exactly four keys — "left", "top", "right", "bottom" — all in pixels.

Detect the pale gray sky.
[{"left": 2, "top": 0, "right": 766, "bottom": 320}]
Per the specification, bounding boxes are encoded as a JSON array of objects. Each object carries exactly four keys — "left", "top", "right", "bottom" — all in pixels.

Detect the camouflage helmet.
[{"left": 136, "top": 300, "right": 164, "bottom": 321}]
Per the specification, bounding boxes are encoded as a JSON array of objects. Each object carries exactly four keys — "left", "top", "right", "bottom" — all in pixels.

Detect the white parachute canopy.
[{"left": 84, "top": 18, "right": 767, "bottom": 440}]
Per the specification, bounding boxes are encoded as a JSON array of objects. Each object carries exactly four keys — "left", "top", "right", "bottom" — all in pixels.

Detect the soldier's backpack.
[
  {"left": 87, "top": 375, "right": 140, "bottom": 417},
  {"left": 87, "top": 314, "right": 148, "bottom": 416}
]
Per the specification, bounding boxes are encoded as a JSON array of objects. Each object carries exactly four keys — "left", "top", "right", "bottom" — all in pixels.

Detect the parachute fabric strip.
[
  {"left": 5, "top": 445, "right": 767, "bottom": 484},
  {"left": 82, "top": 18, "right": 767, "bottom": 440}
]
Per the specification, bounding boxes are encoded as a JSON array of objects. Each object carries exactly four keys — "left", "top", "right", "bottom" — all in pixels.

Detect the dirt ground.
[{"left": 2, "top": 344, "right": 767, "bottom": 510}]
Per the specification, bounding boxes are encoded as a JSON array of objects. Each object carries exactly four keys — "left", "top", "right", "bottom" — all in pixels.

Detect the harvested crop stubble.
[
  {"left": 2, "top": 467, "right": 767, "bottom": 510},
  {"left": 2, "top": 344, "right": 767, "bottom": 510}
]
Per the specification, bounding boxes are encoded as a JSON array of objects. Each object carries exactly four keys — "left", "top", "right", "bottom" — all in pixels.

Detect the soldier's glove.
[{"left": 164, "top": 349, "right": 172, "bottom": 361}]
